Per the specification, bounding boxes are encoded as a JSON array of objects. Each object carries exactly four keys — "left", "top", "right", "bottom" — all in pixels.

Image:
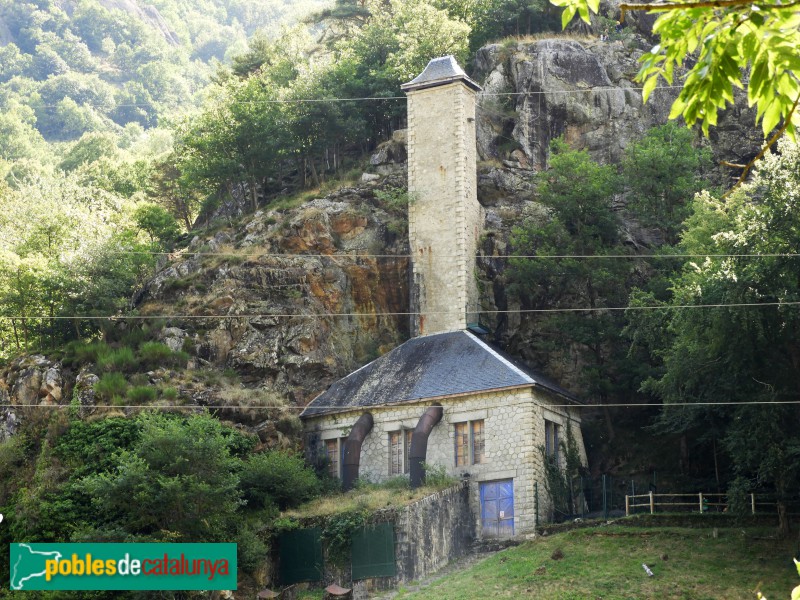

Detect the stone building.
[{"left": 301, "top": 56, "right": 586, "bottom": 537}]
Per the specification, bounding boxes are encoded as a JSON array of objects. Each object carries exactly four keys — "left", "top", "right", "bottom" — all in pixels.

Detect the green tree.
[
  {"left": 81, "top": 413, "right": 247, "bottom": 541},
  {"left": 58, "top": 131, "right": 118, "bottom": 172},
  {"left": 641, "top": 140, "right": 800, "bottom": 534},
  {"left": 509, "top": 138, "right": 628, "bottom": 435},
  {"left": 622, "top": 122, "right": 711, "bottom": 244},
  {"left": 133, "top": 202, "right": 181, "bottom": 247}
]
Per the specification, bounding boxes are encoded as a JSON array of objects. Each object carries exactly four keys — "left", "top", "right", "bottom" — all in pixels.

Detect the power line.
[
  {"left": 1, "top": 300, "right": 800, "bottom": 320},
  {"left": 93, "top": 250, "right": 800, "bottom": 259},
  {"left": 4, "top": 399, "right": 799, "bottom": 411},
  {"left": 25, "top": 84, "right": 683, "bottom": 111}
]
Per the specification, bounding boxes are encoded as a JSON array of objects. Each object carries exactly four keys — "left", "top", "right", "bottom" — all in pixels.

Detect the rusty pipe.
[
  {"left": 409, "top": 404, "right": 444, "bottom": 488},
  {"left": 342, "top": 412, "right": 374, "bottom": 491}
]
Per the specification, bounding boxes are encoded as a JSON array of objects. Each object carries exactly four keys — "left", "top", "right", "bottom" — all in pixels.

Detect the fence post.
[
  {"left": 602, "top": 474, "right": 608, "bottom": 519},
  {"left": 649, "top": 491, "right": 655, "bottom": 514},
  {"left": 751, "top": 493, "right": 756, "bottom": 515},
  {"left": 699, "top": 492, "right": 704, "bottom": 513},
  {"left": 534, "top": 482, "right": 539, "bottom": 527},
  {"left": 625, "top": 495, "right": 630, "bottom": 516}
]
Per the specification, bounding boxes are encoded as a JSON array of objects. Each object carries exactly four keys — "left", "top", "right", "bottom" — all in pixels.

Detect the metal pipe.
[
  {"left": 409, "top": 404, "right": 444, "bottom": 488},
  {"left": 342, "top": 412, "right": 374, "bottom": 491}
]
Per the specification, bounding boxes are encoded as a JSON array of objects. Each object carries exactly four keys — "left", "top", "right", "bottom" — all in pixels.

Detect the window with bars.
[
  {"left": 455, "top": 419, "right": 485, "bottom": 466},
  {"left": 545, "top": 419, "right": 560, "bottom": 467}
]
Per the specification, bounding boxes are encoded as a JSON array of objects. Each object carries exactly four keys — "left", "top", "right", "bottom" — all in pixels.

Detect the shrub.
[
  {"left": 129, "top": 373, "right": 150, "bottom": 386},
  {"left": 126, "top": 385, "right": 157, "bottom": 404},
  {"left": 236, "top": 522, "right": 271, "bottom": 573},
  {"left": 138, "top": 341, "right": 190, "bottom": 369},
  {"left": 63, "top": 340, "right": 110, "bottom": 367},
  {"left": 160, "top": 387, "right": 179, "bottom": 401},
  {"left": 138, "top": 341, "right": 173, "bottom": 368},
  {"left": 97, "top": 347, "right": 137, "bottom": 372},
  {"left": 422, "top": 462, "right": 456, "bottom": 488},
  {"left": 239, "top": 451, "right": 321, "bottom": 510},
  {"left": 94, "top": 372, "right": 128, "bottom": 401}
]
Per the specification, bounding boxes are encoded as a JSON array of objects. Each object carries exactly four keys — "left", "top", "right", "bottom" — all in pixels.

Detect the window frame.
[
  {"left": 454, "top": 419, "right": 486, "bottom": 467},
  {"left": 388, "top": 429, "right": 415, "bottom": 475},
  {"left": 544, "top": 419, "right": 560, "bottom": 467},
  {"left": 324, "top": 437, "right": 347, "bottom": 479}
]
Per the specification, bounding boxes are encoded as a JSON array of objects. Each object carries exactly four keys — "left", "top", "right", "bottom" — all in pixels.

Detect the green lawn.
[{"left": 393, "top": 526, "right": 799, "bottom": 600}]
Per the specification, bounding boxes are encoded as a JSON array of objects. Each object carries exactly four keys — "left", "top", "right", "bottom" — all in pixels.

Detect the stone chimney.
[{"left": 402, "top": 56, "right": 483, "bottom": 337}]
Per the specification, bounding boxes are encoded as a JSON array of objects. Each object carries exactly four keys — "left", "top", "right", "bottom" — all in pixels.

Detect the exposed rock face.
[
  {"left": 473, "top": 38, "right": 762, "bottom": 183},
  {"left": 4, "top": 355, "right": 64, "bottom": 406},
  {"left": 134, "top": 175, "right": 410, "bottom": 404},
  {"left": 74, "top": 368, "right": 99, "bottom": 416},
  {"left": 0, "top": 355, "right": 67, "bottom": 440}
]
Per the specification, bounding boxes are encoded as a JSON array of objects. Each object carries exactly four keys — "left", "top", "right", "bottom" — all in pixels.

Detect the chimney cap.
[{"left": 401, "top": 55, "right": 481, "bottom": 93}]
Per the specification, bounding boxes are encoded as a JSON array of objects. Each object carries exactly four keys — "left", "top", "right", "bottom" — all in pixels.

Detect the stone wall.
[
  {"left": 407, "top": 80, "right": 482, "bottom": 335},
  {"left": 304, "top": 388, "right": 587, "bottom": 535},
  {"left": 394, "top": 481, "right": 474, "bottom": 583}
]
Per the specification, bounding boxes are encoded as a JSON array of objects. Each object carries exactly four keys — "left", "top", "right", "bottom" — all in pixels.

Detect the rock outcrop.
[
  {"left": 134, "top": 174, "right": 411, "bottom": 404},
  {"left": 473, "top": 38, "right": 762, "bottom": 184}
]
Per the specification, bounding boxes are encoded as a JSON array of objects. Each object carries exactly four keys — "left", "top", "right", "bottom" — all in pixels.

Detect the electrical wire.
[
  {"left": 4, "top": 399, "right": 799, "bottom": 411},
  {"left": 88, "top": 250, "right": 800, "bottom": 259},
  {"left": 1, "top": 301, "right": 799, "bottom": 320},
  {"left": 26, "top": 84, "right": 684, "bottom": 111}
]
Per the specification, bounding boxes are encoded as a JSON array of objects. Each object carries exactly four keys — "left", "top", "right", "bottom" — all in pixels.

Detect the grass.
[
  {"left": 284, "top": 481, "right": 460, "bottom": 520},
  {"left": 392, "top": 526, "right": 799, "bottom": 600}
]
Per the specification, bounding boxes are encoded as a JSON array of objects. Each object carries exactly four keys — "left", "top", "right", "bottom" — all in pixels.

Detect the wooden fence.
[{"left": 625, "top": 492, "right": 768, "bottom": 516}]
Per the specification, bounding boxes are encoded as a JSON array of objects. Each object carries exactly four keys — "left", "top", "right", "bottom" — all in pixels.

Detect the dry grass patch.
[{"left": 285, "top": 482, "right": 459, "bottom": 520}]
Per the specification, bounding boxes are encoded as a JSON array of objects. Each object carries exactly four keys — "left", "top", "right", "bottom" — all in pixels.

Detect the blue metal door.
[{"left": 480, "top": 479, "right": 514, "bottom": 537}]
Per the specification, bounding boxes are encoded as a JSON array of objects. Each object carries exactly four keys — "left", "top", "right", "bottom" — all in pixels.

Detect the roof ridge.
[{"left": 463, "top": 331, "right": 535, "bottom": 385}]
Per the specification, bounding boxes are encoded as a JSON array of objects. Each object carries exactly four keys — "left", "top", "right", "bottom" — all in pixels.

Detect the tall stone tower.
[{"left": 402, "top": 56, "right": 483, "bottom": 337}]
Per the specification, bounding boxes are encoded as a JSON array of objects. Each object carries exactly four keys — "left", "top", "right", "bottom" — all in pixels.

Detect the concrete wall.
[
  {"left": 407, "top": 80, "right": 483, "bottom": 335},
  {"left": 304, "top": 388, "right": 587, "bottom": 535}
]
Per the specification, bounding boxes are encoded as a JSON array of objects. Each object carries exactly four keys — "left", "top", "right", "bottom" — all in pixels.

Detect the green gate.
[
  {"left": 351, "top": 522, "right": 396, "bottom": 580},
  {"left": 279, "top": 527, "right": 324, "bottom": 585}
]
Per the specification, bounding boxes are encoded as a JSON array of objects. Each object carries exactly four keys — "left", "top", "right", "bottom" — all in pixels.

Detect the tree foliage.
[
  {"left": 637, "top": 140, "right": 800, "bottom": 530},
  {"left": 509, "top": 138, "right": 628, "bottom": 402}
]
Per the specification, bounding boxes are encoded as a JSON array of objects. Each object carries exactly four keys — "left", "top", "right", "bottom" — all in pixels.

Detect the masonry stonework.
[
  {"left": 305, "top": 389, "right": 586, "bottom": 536},
  {"left": 406, "top": 78, "right": 482, "bottom": 335}
]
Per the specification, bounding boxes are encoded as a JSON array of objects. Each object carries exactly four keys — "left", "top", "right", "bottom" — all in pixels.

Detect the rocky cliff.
[{"left": 0, "top": 37, "right": 764, "bottom": 439}]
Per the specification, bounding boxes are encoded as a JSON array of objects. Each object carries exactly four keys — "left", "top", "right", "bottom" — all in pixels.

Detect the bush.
[
  {"left": 97, "top": 347, "right": 137, "bottom": 372},
  {"left": 160, "top": 386, "right": 179, "bottom": 401},
  {"left": 126, "top": 385, "right": 157, "bottom": 404},
  {"left": 63, "top": 340, "right": 110, "bottom": 367},
  {"left": 94, "top": 372, "right": 128, "bottom": 401},
  {"left": 422, "top": 462, "right": 456, "bottom": 488},
  {"left": 239, "top": 451, "right": 321, "bottom": 510},
  {"left": 138, "top": 341, "right": 173, "bottom": 368}
]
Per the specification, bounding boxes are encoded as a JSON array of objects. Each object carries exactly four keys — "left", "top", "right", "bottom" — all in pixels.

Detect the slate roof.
[
  {"left": 401, "top": 56, "right": 481, "bottom": 92},
  {"left": 300, "top": 331, "right": 580, "bottom": 418}
]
